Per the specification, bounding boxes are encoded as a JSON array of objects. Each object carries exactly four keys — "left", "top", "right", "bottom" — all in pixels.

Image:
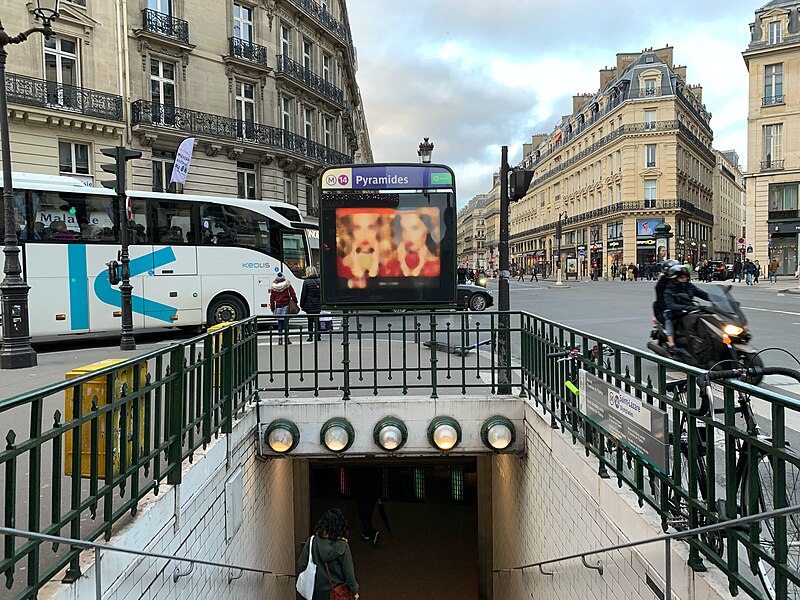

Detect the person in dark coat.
[
  {"left": 663, "top": 264, "right": 710, "bottom": 349},
  {"left": 300, "top": 266, "right": 322, "bottom": 341},
  {"left": 297, "top": 508, "right": 360, "bottom": 600}
]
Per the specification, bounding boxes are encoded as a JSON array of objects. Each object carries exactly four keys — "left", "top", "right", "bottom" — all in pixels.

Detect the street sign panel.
[
  {"left": 578, "top": 369, "right": 668, "bottom": 473},
  {"left": 738, "top": 237, "right": 745, "bottom": 244}
]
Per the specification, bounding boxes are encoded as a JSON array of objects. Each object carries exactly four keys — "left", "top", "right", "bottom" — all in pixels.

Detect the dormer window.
[
  {"left": 769, "top": 21, "right": 782, "bottom": 45},
  {"left": 644, "top": 79, "right": 657, "bottom": 97}
]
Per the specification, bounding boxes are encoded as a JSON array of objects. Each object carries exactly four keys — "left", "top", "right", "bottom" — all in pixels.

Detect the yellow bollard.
[
  {"left": 207, "top": 321, "right": 234, "bottom": 387},
  {"left": 65, "top": 359, "right": 147, "bottom": 478}
]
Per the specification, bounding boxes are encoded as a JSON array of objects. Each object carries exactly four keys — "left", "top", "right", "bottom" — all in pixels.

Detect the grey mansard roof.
[{"left": 760, "top": 0, "right": 795, "bottom": 9}]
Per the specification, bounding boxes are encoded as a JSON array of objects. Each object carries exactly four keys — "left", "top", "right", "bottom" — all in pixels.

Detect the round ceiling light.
[
  {"left": 373, "top": 417, "right": 408, "bottom": 451},
  {"left": 481, "top": 416, "right": 516, "bottom": 451},
  {"left": 320, "top": 418, "right": 355, "bottom": 453},
  {"left": 265, "top": 419, "right": 300, "bottom": 454},
  {"left": 427, "top": 416, "right": 462, "bottom": 451}
]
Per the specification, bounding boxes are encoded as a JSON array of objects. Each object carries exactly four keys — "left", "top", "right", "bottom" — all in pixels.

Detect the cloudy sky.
[{"left": 348, "top": 0, "right": 758, "bottom": 206}]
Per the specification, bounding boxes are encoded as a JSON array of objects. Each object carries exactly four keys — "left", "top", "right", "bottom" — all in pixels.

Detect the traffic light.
[
  {"left": 100, "top": 146, "right": 142, "bottom": 193},
  {"left": 509, "top": 168, "right": 534, "bottom": 201}
]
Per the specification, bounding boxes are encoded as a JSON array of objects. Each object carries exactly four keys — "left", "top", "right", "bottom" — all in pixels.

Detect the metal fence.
[{"left": 0, "top": 319, "right": 258, "bottom": 600}]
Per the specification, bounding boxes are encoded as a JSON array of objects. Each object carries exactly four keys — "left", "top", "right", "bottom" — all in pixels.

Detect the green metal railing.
[
  {"left": 518, "top": 312, "right": 800, "bottom": 600},
  {"left": 0, "top": 319, "right": 258, "bottom": 599}
]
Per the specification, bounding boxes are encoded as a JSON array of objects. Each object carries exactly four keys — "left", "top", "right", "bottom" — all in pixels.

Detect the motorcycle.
[{"left": 647, "top": 285, "right": 764, "bottom": 381}]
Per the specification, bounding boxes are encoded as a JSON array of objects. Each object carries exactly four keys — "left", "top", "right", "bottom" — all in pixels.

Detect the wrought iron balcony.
[
  {"left": 66, "top": 0, "right": 86, "bottom": 5},
  {"left": 306, "top": 204, "right": 319, "bottom": 217},
  {"left": 229, "top": 37, "right": 269, "bottom": 69},
  {"left": 762, "top": 95, "right": 785, "bottom": 106},
  {"left": 287, "top": 0, "right": 350, "bottom": 46},
  {"left": 761, "top": 158, "right": 785, "bottom": 171},
  {"left": 769, "top": 209, "right": 798, "bottom": 220},
  {"left": 5, "top": 72, "right": 123, "bottom": 121},
  {"left": 131, "top": 100, "right": 351, "bottom": 165},
  {"left": 276, "top": 55, "right": 344, "bottom": 106},
  {"left": 142, "top": 9, "right": 189, "bottom": 44}
]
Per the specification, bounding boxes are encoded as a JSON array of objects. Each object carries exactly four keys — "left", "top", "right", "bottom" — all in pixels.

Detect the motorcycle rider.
[
  {"left": 652, "top": 259, "right": 680, "bottom": 346},
  {"left": 663, "top": 264, "right": 710, "bottom": 352}
]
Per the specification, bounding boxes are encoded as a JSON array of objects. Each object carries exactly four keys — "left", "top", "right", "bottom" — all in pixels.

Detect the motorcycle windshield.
[{"left": 703, "top": 285, "right": 739, "bottom": 317}]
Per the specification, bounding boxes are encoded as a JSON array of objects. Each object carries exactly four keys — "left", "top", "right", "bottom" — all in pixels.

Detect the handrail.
[
  {"left": 0, "top": 525, "right": 294, "bottom": 578},
  {"left": 494, "top": 504, "right": 800, "bottom": 574}
]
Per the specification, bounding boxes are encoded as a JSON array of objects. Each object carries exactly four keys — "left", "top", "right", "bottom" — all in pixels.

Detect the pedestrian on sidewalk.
[
  {"left": 530, "top": 266, "right": 539, "bottom": 282},
  {"left": 769, "top": 257, "right": 780, "bottom": 284},
  {"left": 733, "top": 259, "right": 742, "bottom": 282},
  {"left": 297, "top": 508, "right": 360, "bottom": 600},
  {"left": 269, "top": 272, "right": 297, "bottom": 344},
  {"left": 516, "top": 268, "right": 525, "bottom": 282},
  {"left": 754, "top": 260, "right": 761, "bottom": 285},
  {"left": 300, "top": 266, "right": 322, "bottom": 342}
]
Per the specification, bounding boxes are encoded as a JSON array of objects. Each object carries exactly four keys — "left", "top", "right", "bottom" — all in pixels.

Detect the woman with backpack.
[{"left": 300, "top": 266, "right": 323, "bottom": 341}]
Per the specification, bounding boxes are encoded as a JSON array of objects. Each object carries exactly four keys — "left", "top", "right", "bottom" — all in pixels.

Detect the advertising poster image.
[
  {"left": 636, "top": 218, "right": 664, "bottom": 238},
  {"left": 336, "top": 207, "right": 442, "bottom": 289}
]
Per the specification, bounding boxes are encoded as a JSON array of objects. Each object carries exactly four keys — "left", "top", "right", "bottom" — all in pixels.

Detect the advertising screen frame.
[
  {"left": 636, "top": 218, "right": 665, "bottom": 238},
  {"left": 319, "top": 163, "right": 457, "bottom": 308}
]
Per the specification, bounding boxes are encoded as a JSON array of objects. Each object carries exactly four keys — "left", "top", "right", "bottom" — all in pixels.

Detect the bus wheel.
[{"left": 207, "top": 295, "right": 247, "bottom": 326}]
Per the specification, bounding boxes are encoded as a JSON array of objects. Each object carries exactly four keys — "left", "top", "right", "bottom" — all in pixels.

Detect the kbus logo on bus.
[{"left": 241, "top": 262, "right": 271, "bottom": 269}]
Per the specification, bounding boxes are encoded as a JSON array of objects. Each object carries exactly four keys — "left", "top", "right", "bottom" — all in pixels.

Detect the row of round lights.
[{"left": 264, "top": 416, "right": 516, "bottom": 454}]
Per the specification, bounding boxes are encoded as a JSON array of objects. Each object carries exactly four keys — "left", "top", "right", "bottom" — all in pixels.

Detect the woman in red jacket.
[{"left": 269, "top": 272, "right": 297, "bottom": 344}]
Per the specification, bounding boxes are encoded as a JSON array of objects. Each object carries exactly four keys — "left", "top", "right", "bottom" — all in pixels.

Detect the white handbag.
[{"left": 296, "top": 535, "right": 317, "bottom": 599}]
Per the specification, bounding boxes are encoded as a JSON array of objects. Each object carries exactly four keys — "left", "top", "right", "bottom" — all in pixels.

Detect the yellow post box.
[{"left": 65, "top": 358, "right": 148, "bottom": 478}]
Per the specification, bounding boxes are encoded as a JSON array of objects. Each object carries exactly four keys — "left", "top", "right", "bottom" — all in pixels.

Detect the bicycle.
[{"left": 668, "top": 365, "right": 800, "bottom": 600}]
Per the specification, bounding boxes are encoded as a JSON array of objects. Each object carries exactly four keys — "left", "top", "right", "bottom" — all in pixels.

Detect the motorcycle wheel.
[{"left": 739, "top": 352, "right": 765, "bottom": 385}]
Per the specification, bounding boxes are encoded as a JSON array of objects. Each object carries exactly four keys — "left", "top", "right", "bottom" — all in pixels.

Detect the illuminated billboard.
[{"left": 319, "top": 164, "right": 456, "bottom": 306}]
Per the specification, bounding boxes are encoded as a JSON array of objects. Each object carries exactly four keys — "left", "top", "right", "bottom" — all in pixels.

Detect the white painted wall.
[
  {"left": 42, "top": 407, "right": 296, "bottom": 600},
  {"left": 492, "top": 400, "right": 735, "bottom": 600}
]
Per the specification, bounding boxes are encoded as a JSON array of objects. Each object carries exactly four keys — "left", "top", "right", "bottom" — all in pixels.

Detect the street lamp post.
[
  {"left": 555, "top": 211, "right": 567, "bottom": 286},
  {"left": 0, "top": 0, "right": 60, "bottom": 369},
  {"left": 418, "top": 137, "right": 433, "bottom": 164}
]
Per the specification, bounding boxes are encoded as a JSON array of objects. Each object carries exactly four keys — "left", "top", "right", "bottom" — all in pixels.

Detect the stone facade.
[
  {"left": 712, "top": 150, "right": 745, "bottom": 262},
  {"left": 456, "top": 191, "right": 490, "bottom": 270},
  {"left": 743, "top": 0, "right": 800, "bottom": 276},
  {"left": 0, "top": 0, "right": 371, "bottom": 234},
  {"left": 510, "top": 46, "right": 715, "bottom": 278}
]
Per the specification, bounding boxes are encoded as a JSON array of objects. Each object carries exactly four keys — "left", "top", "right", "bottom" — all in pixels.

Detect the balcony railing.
[
  {"left": 5, "top": 72, "right": 124, "bottom": 121},
  {"left": 131, "top": 100, "right": 351, "bottom": 166},
  {"left": 509, "top": 198, "right": 713, "bottom": 242},
  {"left": 761, "top": 159, "right": 785, "bottom": 171},
  {"left": 762, "top": 95, "right": 785, "bottom": 106},
  {"left": 141, "top": 9, "right": 189, "bottom": 44},
  {"left": 287, "top": 0, "right": 351, "bottom": 47},
  {"left": 769, "top": 209, "right": 798, "bottom": 220},
  {"left": 276, "top": 55, "right": 344, "bottom": 106},
  {"left": 229, "top": 37, "right": 269, "bottom": 69},
  {"left": 66, "top": 0, "right": 86, "bottom": 5}
]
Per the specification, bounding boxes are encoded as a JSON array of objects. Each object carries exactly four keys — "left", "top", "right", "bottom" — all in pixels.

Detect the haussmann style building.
[
  {"left": 0, "top": 0, "right": 372, "bottom": 261},
  {"left": 510, "top": 46, "right": 716, "bottom": 278},
  {"left": 743, "top": 0, "right": 800, "bottom": 276}
]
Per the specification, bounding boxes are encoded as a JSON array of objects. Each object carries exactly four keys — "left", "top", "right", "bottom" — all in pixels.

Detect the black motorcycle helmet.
[
  {"left": 661, "top": 259, "right": 680, "bottom": 275},
  {"left": 667, "top": 264, "right": 690, "bottom": 279}
]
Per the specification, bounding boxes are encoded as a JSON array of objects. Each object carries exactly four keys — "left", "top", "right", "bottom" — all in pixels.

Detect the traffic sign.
[
  {"left": 578, "top": 250, "right": 586, "bottom": 257},
  {"left": 738, "top": 237, "right": 745, "bottom": 244}
]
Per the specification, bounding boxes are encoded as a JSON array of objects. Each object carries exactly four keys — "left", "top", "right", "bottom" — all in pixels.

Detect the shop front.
[
  {"left": 769, "top": 221, "right": 800, "bottom": 276},
  {"left": 636, "top": 238, "right": 658, "bottom": 268},
  {"left": 607, "top": 240, "right": 623, "bottom": 277}
]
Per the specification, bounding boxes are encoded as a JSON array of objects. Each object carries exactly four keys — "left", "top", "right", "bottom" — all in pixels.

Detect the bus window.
[
  {"left": 199, "top": 203, "right": 269, "bottom": 251},
  {"left": 28, "top": 191, "right": 116, "bottom": 243},
  {"left": 151, "top": 200, "right": 193, "bottom": 245},
  {"left": 281, "top": 231, "right": 308, "bottom": 278}
]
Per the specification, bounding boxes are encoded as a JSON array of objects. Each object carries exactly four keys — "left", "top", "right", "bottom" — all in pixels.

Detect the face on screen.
[
  {"left": 399, "top": 213, "right": 427, "bottom": 252},
  {"left": 351, "top": 213, "right": 380, "bottom": 249}
]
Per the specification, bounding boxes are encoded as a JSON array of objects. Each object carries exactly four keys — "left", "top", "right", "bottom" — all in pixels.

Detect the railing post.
[
  {"left": 167, "top": 345, "right": 185, "bottom": 486},
  {"left": 429, "top": 313, "right": 438, "bottom": 399},
  {"left": 664, "top": 538, "right": 672, "bottom": 600},
  {"left": 341, "top": 314, "right": 351, "bottom": 400},
  {"left": 221, "top": 326, "right": 234, "bottom": 434}
]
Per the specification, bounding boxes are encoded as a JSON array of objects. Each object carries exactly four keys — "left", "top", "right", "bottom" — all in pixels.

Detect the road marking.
[{"left": 743, "top": 306, "right": 800, "bottom": 317}]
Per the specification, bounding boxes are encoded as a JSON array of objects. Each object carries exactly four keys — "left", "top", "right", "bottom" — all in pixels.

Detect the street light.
[
  {"left": 0, "top": 0, "right": 60, "bottom": 369},
  {"left": 417, "top": 137, "right": 434, "bottom": 164},
  {"left": 555, "top": 211, "right": 567, "bottom": 286},
  {"left": 655, "top": 222, "right": 673, "bottom": 261}
]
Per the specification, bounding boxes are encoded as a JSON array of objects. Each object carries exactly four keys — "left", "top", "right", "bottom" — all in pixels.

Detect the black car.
[
  {"left": 457, "top": 283, "right": 494, "bottom": 311},
  {"left": 708, "top": 260, "right": 728, "bottom": 281}
]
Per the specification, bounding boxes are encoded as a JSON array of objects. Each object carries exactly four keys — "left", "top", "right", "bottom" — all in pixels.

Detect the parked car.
[{"left": 457, "top": 283, "right": 494, "bottom": 311}]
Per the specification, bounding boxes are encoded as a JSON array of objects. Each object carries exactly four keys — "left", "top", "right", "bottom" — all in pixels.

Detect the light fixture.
[
  {"left": 480, "top": 416, "right": 516, "bottom": 451},
  {"left": 427, "top": 416, "right": 461, "bottom": 451},
  {"left": 320, "top": 417, "right": 354, "bottom": 453},
  {"left": 373, "top": 417, "right": 408, "bottom": 451},
  {"left": 264, "top": 419, "right": 299, "bottom": 454},
  {"left": 34, "top": 0, "right": 61, "bottom": 26},
  {"left": 417, "top": 137, "right": 434, "bottom": 164}
]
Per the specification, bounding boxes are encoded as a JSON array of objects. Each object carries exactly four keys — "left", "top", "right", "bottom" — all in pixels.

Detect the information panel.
[{"left": 578, "top": 369, "right": 669, "bottom": 473}]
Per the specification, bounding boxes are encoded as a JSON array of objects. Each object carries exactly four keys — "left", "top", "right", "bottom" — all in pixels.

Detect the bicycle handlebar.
[
  {"left": 701, "top": 366, "right": 800, "bottom": 385},
  {"left": 546, "top": 348, "right": 581, "bottom": 359}
]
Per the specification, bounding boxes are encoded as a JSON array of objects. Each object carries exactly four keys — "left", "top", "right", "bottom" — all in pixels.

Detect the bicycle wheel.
[
  {"left": 669, "top": 425, "right": 724, "bottom": 556},
  {"left": 741, "top": 453, "right": 800, "bottom": 600}
]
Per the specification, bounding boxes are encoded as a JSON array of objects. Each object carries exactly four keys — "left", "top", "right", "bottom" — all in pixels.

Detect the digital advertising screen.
[
  {"left": 319, "top": 164, "right": 457, "bottom": 307},
  {"left": 636, "top": 218, "right": 664, "bottom": 238}
]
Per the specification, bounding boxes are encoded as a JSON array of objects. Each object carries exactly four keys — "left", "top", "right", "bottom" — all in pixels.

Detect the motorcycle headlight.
[{"left": 723, "top": 324, "right": 744, "bottom": 337}]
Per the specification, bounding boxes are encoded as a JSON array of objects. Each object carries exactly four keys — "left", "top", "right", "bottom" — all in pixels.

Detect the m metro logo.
[{"left": 322, "top": 168, "right": 353, "bottom": 189}]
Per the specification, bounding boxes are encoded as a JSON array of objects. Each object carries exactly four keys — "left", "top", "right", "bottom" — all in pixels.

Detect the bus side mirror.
[{"left": 106, "top": 261, "right": 120, "bottom": 286}]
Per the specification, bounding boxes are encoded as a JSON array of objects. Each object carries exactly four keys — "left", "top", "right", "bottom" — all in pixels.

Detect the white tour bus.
[{"left": 0, "top": 173, "right": 311, "bottom": 338}]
